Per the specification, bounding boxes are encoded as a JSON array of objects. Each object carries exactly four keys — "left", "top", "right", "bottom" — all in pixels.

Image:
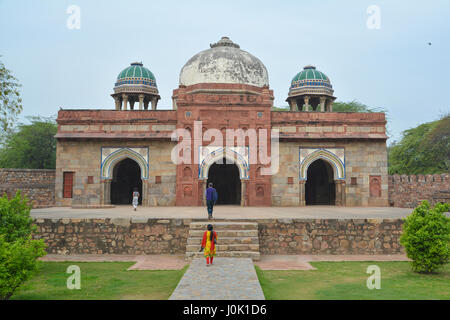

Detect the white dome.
[{"left": 179, "top": 37, "right": 269, "bottom": 87}]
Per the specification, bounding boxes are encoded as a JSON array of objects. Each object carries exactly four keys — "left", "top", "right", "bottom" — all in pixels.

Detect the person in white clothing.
[{"left": 132, "top": 187, "right": 139, "bottom": 211}]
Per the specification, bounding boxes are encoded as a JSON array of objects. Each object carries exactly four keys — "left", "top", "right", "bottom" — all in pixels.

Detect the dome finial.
[
  {"left": 304, "top": 65, "right": 316, "bottom": 70},
  {"left": 210, "top": 36, "right": 240, "bottom": 49}
]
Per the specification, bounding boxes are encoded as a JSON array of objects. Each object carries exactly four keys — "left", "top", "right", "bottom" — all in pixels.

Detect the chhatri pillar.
[
  {"left": 122, "top": 94, "right": 128, "bottom": 110},
  {"left": 304, "top": 95, "right": 310, "bottom": 112},
  {"left": 138, "top": 94, "right": 144, "bottom": 110}
]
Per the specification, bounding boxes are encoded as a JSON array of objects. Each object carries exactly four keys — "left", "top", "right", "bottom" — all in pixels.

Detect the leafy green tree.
[
  {"left": 0, "top": 116, "right": 57, "bottom": 169},
  {"left": 0, "top": 57, "right": 23, "bottom": 132},
  {"left": 332, "top": 100, "right": 385, "bottom": 113},
  {"left": 388, "top": 115, "right": 449, "bottom": 174},
  {"left": 0, "top": 192, "right": 46, "bottom": 300},
  {"left": 272, "top": 100, "right": 386, "bottom": 113},
  {"left": 272, "top": 106, "right": 290, "bottom": 111},
  {"left": 400, "top": 201, "right": 450, "bottom": 273},
  {"left": 0, "top": 191, "right": 36, "bottom": 243}
]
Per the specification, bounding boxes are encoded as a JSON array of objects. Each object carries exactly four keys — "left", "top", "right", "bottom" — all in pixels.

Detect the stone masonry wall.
[
  {"left": 55, "top": 140, "right": 176, "bottom": 206},
  {"left": 0, "top": 168, "right": 55, "bottom": 208},
  {"left": 272, "top": 141, "right": 388, "bottom": 206},
  {"left": 259, "top": 218, "right": 404, "bottom": 255},
  {"left": 33, "top": 218, "right": 404, "bottom": 255},
  {"left": 388, "top": 174, "right": 450, "bottom": 208},
  {"left": 33, "top": 218, "right": 190, "bottom": 255}
]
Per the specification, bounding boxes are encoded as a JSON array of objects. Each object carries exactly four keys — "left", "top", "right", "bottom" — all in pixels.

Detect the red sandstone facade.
[{"left": 173, "top": 83, "right": 274, "bottom": 206}]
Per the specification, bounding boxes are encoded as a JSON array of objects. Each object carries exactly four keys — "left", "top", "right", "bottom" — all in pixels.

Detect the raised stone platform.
[{"left": 31, "top": 205, "right": 414, "bottom": 219}]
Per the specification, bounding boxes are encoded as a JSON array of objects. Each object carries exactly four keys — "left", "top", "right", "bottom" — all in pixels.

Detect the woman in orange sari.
[{"left": 201, "top": 224, "right": 218, "bottom": 266}]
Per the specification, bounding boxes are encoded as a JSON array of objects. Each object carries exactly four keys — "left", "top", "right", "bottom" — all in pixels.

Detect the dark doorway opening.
[
  {"left": 111, "top": 158, "right": 142, "bottom": 205},
  {"left": 305, "top": 159, "right": 335, "bottom": 205},
  {"left": 207, "top": 158, "right": 241, "bottom": 205}
]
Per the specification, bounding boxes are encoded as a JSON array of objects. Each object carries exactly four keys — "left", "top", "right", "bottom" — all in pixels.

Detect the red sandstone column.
[{"left": 240, "top": 180, "right": 246, "bottom": 206}]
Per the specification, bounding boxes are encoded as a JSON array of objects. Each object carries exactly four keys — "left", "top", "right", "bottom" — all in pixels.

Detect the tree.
[
  {"left": 0, "top": 57, "right": 23, "bottom": 132},
  {"left": 388, "top": 114, "right": 449, "bottom": 174},
  {"left": 400, "top": 201, "right": 450, "bottom": 273},
  {"left": 272, "top": 106, "right": 290, "bottom": 111},
  {"left": 272, "top": 100, "right": 386, "bottom": 113},
  {"left": 0, "top": 116, "right": 57, "bottom": 169},
  {"left": 0, "top": 191, "right": 36, "bottom": 243},
  {"left": 0, "top": 192, "right": 46, "bottom": 300},
  {"left": 332, "top": 100, "right": 385, "bottom": 113},
  {"left": 0, "top": 235, "right": 46, "bottom": 300}
]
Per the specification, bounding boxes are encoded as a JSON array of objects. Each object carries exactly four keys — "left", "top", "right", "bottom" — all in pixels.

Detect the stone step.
[
  {"left": 189, "top": 229, "right": 258, "bottom": 237},
  {"left": 185, "top": 251, "right": 261, "bottom": 261},
  {"left": 186, "top": 244, "right": 260, "bottom": 252},
  {"left": 189, "top": 222, "right": 258, "bottom": 230},
  {"left": 187, "top": 236, "right": 259, "bottom": 245}
]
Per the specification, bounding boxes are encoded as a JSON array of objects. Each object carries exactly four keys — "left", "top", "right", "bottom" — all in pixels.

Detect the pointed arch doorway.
[
  {"left": 110, "top": 158, "right": 142, "bottom": 205},
  {"left": 305, "top": 159, "right": 335, "bottom": 205},
  {"left": 206, "top": 158, "right": 241, "bottom": 205}
]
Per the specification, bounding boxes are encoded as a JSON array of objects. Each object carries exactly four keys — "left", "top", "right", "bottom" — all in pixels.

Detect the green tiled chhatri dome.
[
  {"left": 290, "top": 65, "right": 332, "bottom": 90},
  {"left": 112, "top": 61, "right": 160, "bottom": 110},
  {"left": 286, "top": 64, "right": 335, "bottom": 111},
  {"left": 115, "top": 62, "right": 157, "bottom": 88}
]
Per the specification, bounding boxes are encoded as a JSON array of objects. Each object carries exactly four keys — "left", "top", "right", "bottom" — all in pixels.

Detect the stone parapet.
[
  {"left": 0, "top": 168, "right": 55, "bottom": 208},
  {"left": 388, "top": 174, "right": 450, "bottom": 208},
  {"left": 271, "top": 111, "right": 387, "bottom": 140},
  {"left": 55, "top": 109, "right": 177, "bottom": 140}
]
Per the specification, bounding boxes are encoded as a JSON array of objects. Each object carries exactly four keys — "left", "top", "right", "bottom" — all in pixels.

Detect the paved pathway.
[
  {"left": 169, "top": 258, "right": 265, "bottom": 300},
  {"left": 31, "top": 205, "right": 414, "bottom": 219}
]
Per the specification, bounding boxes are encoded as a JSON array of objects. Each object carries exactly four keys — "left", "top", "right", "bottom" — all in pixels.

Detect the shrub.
[
  {"left": 0, "top": 191, "right": 36, "bottom": 242},
  {"left": 400, "top": 201, "right": 450, "bottom": 273},
  {"left": 0, "top": 236, "right": 46, "bottom": 300},
  {"left": 0, "top": 191, "right": 46, "bottom": 300}
]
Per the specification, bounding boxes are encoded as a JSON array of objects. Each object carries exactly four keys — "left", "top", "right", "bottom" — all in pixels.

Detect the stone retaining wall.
[
  {"left": 33, "top": 218, "right": 404, "bottom": 255},
  {"left": 258, "top": 218, "right": 404, "bottom": 255},
  {"left": 388, "top": 174, "right": 450, "bottom": 208},
  {"left": 33, "top": 218, "right": 190, "bottom": 255},
  {"left": 0, "top": 168, "right": 55, "bottom": 208}
]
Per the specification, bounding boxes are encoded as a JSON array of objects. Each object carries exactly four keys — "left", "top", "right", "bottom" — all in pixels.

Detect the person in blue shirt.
[{"left": 205, "top": 182, "right": 218, "bottom": 220}]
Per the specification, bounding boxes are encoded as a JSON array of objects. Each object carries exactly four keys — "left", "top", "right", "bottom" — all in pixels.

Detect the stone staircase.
[{"left": 185, "top": 221, "right": 260, "bottom": 261}]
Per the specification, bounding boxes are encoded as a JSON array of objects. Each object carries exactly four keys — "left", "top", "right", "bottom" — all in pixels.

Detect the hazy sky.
[{"left": 1, "top": 0, "right": 449, "bottom": 142}]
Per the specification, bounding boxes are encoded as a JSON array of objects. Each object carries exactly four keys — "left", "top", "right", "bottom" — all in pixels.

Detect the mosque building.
[{"left": 55, "top": 37, "right": 388, "bottom": 207}]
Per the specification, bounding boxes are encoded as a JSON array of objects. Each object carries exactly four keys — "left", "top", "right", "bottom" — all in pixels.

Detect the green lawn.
[
  {"left": 256, "top": 261, "right": 450, "bottom": 300},
  {"left": 12, "top": 262, "right": 188, "bottom": 300}
]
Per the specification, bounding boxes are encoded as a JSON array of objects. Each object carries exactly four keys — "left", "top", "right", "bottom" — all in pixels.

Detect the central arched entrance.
[
  {"left": 110, "top": 158, "right": 142, "bottom": 205},
  {"left": 207, "top": 158, "right": 241, "bottom": 205},
  {"left": 305, "top": 159, "right": 335, "bottom": 205}
]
